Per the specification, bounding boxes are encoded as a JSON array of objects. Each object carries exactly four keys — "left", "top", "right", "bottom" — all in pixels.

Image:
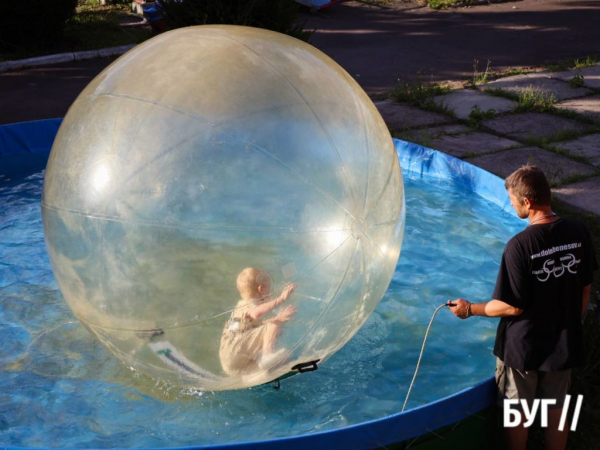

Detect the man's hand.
[{"left": 447, "top": 298, "right": 471, "bottom": 319}]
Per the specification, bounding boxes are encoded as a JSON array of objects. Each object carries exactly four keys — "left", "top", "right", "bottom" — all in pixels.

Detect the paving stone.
[
  {"left": 433, "top": 89, "right": 516, "bottom": 119},
  {"left": 553, "top": 176, "right": 600, "bottom": 216},
  {"left": 484, "top": 72, "right": 592, "bottom": 101},
  {"left": 559, "top": 134, "right": 600, "bottom": 167},
  {"left": 466, "top": 147, "right": 596, "bottom": 185},
  {"left": 374, "top": 99, "right": 452, "bottom": 130},
  {"left": 429, "top": 132, "right": 522, "bottom": 158},
  {"left": 396, "top": 124, "right": 470, "bottom": 145},
  {"left": 556, "top": 95, "right": 600, "bottom": 122},
  {"left": 549, "top": 64, "right": 600, "bottom": 90},
  {"left": 482, "top": 112, "right": 591, "bottom": 142}
]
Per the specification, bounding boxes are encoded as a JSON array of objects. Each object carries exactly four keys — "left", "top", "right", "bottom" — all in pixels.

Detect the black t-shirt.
[{"left": 492, "top": 218, "right": 598, "bottom": 371}]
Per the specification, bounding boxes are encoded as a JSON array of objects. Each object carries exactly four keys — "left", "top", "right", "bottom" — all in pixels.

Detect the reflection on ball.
[{"left": 42, "top": 25, "right": 405, "bottom": 390}]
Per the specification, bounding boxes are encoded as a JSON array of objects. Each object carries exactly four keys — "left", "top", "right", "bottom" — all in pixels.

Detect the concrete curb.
[{"left": 0, "top": 44, "right": 137, "bottom": 74}]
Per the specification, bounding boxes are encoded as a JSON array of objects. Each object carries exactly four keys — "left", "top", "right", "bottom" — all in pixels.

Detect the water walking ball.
[{"left": 42, "top": 25, "right": 405, "bottom": 390}]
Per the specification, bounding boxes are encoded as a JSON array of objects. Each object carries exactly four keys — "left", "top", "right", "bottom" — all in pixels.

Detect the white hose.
[{"left": 402, "top": 303, "right": 449, "bottom": 412}]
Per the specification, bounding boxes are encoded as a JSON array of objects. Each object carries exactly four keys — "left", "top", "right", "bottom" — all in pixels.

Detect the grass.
[
  {"left": 484, "top": 86, "right": 600, "bottom": 131},
  {"left": 65, "top": 3, "right": 151, "bottom": 48},
  {"left": 573, "top": 56, "right": 600, "bottom": 70},
  {"left": 484, "top": 88, "right": 520, "bottom": 102},
  {"left": 485, "top": 85, "right": 559, "bottom": 114},
  {"left": 569, "top": 74, "right": 586, "bottom": 88},
  {"left": 554, "top": 172, "right": 599, "bottom": 188},
  {"left": 391, "top": 73, "right": 455, "bottom": 117},
  {"left": 520, "top": 130, "right": 584, "bottom": 148},
  {"left": 550, "top": 107, "right": 590, "bottom": 122},
  {"left": 499, "top": 68, "right": 535, "bottom": 78},
  {"left": 466, "top": 105, "right": 497, "bottom": 129},
  {"left": 569, "top": 312, "right": 600, "bottom": 449},
  {"left": 514, "top": 87, "right": 557, "bottom": 113},
  {"left": 544, "top": 144, "right": 594, "bottom": 166},
  {"left": 0, "top": 0, "right": 151, "bottom": 62},
  {"left": 551, "top": 108, "right": 600, "bottom": 129},
  {"left": 422, "top": 0, "right": 531, "bottom": 11},
  {"left": 467, "top": 60, "right": 538, "bottom": 88},
  {"left": 424, "top": 0, "right": 476, "bottom": 9},
  {"left": 471, "top": 59, "right": 492, "bottom": 87},
  {"left": 546, "top": 55, "right": 600, "bottom": 72}
]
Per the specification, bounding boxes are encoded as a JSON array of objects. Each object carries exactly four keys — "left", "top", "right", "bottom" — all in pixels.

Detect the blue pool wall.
[
  {"left": 0, "top": 119, "right": 61, "bottom": 158},
  {"left": 0, "top": 119, "right": 516, "bottom": 450}
]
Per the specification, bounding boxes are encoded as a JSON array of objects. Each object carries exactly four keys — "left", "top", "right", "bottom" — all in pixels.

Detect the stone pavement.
[{"left": 377, "top": 65, "right": 600, "bottom": 216}]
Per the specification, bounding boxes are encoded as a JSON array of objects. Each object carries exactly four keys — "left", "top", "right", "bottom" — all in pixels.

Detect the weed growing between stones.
[
  {"left": 425, "top": 0, "right": 475, "bottom": 9},
  {"left": 514, "top": 86, "right": 557, "bottom": 113},
  {"left": 484, "top": 88, "right": 520, "bottom": 102},
  {"left": 471, "top": 59, "right": 492, "bottom": 87},
  {"left": 574, "top": 56, "right": 600, "bottom": 70},
  {"left": 569, "top": 75, "right": 586, "bottom": 88},
  {"left": 543, "top": 144, "right": 594, "bottom": 166},
  {"left": 551, "top": 108, "right": 598, "bottom": 126},
  {"left": 546, "top": 55, "right": 600, "bottom": 72},
  {"left": 467, "top": 105, "right": 496, "bottom": 129},
  {"left": 521, "top": 129, "right": 585, "bottom": 147},
  {"left": 391, "top": 73, "right": 455, "bottom": 117}
]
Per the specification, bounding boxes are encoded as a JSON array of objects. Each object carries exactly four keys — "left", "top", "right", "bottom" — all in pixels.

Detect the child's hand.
[
  {"left": 275, "top": 305, "right": 297, "bottom": 323},
  {"left": 280, "top": 283, "right": 297, "bottom": 301}
]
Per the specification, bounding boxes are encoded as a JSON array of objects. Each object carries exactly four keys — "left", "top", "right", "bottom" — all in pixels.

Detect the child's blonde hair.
[{"left": 236, "top": 268, "right": 270, "bottom": 299}]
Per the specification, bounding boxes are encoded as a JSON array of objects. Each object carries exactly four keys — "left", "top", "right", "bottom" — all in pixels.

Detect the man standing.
[{"left": 448, "top": 165, "right": 597, "bottom": 450}]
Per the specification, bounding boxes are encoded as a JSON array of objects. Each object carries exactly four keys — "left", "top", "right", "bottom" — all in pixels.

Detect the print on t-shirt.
[{"left": 531, "top": 242, "right": 583, "bottom": 282}]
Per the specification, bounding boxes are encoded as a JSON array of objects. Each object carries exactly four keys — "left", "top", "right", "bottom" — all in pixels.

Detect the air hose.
[{"left": 402, "top": 302, "right": 454, "bottom": 412}]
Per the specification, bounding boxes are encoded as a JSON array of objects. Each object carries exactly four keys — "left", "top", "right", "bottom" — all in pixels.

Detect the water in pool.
[{"left": 0, "top": 160, "right": 525, "bottom": 448}]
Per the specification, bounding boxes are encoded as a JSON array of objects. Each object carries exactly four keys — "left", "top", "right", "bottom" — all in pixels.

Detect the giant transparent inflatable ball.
[{"left": 42, "top": 25, "right": 405, "bottom": 390}]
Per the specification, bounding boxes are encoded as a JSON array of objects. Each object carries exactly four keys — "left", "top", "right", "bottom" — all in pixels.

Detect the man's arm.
[
  {"left": 448, "top": 298, "right": 523, "bottom": 320},
  {"left": 582, "top": 284, "right": 591, "bottom": 318}
]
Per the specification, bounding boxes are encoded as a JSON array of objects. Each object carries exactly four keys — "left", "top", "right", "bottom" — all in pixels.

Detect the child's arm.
[
  {"left": 266, "top": 305, "right": 297, "bottom": 324},
  {"left": 246, "top": 283, "right": 296, "bottom": 321}
]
